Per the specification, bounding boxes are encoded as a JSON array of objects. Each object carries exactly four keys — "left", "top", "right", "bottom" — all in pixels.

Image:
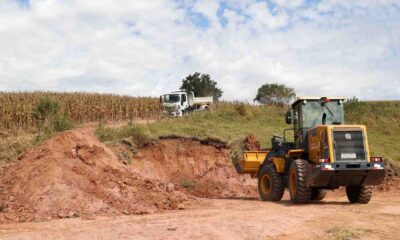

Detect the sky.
[{"left": 0, "top": 0, "right": 399, "bottom": 101}]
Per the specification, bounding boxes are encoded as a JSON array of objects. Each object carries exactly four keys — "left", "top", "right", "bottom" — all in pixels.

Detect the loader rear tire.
[
  {"left": 289, "top": 159, "right": 312, "bottom": 204},
  {"left": 311, "top": 188, "right": 327, "bottom": 201},
  {"left": 258, "top": 163, "right": 284, "bottom": 201},
  {"left": 346, "top": 185, "right": 372, "bottom": 204}
]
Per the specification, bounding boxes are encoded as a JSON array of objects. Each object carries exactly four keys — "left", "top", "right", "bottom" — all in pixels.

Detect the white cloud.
[
  {"left": 0, "top": 0, "right": 399, "bottom": 100},
  {"left": 273, "top": 0, "right": 304, "bottom": 9}
]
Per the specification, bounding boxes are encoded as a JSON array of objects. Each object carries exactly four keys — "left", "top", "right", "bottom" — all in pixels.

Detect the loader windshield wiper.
[{"left": 324, "top": 105, "right": 334, "bottom": 117}]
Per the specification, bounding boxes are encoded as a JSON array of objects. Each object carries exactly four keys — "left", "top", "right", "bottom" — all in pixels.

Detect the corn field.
[{"left": 0, "top": 92, "right": 162, "bottom": 130}]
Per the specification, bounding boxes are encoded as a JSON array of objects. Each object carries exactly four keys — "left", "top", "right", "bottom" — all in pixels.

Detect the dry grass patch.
[{"left": 325, "top": 227, "right": 372, "bottom": 240}]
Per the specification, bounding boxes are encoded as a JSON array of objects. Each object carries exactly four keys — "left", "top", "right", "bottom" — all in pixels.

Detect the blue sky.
[
  {"left": 17, "top": 0, "right": 29, "bottom": 8},
  {"left": 1, "top": 0, "right": 399, "bottom": 100}
]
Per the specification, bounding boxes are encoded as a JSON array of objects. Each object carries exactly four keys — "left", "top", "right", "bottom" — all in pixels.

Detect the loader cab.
[{"left": 286, "top": 97, "right": 345, "bottom": 149}]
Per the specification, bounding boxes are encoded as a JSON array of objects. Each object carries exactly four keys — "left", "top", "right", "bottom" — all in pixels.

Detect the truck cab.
[{"left": 161, "top": 91, "right": 190, "bottom": 116}]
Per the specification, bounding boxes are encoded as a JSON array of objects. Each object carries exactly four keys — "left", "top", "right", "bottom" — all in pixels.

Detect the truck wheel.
[
  {"left": 289, "top": 159, "right": 312, "bottom": 203},
  {"left": 346, "top": 185, "right": 372, "bottom": 204},
  {"left": 311, "top": 188, "right": 327, "bottom": 201},
  {"left": 258, "top": 163, "right": 284, "bottom": 201}
]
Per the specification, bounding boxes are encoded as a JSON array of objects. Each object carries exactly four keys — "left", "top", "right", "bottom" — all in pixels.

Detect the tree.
[
  {"left": 180, "top": 72, "right": 223, "bottom": 100},
  {"left": 254, "top": 83, "right": 296, "bottom": 105}
]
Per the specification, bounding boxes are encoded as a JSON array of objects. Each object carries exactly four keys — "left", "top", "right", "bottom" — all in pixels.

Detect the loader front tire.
[
  {"left": 289, "top": 159, "right": 312, "bottom": 203},
  {"left": 258, "top": 163, "right": 284, "bottom": 201},
  {"left": 346, "top": 185, "right": 372, "bottom": 204},
  {"left": 311, "top": 188, "right": 327, "bottom": 201}
]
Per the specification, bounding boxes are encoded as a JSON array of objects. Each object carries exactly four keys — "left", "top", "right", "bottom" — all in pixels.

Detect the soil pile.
[
  {"left": 128, "top": 137, "right": 256, "bottom": 198},
  {"left": 228, "top": 134, "right": 262, "bottom": 174},
  {"left": 0, "top": 129, "right": 188, "bottom": 223},
  {"left": 376, "top": 160, "right": 400, "bottom": 191},
  {"left": 0, "top": 129, "right": 256, "bottom": 223}
]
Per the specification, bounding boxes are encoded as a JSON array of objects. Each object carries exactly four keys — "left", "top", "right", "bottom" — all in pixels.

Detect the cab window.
[{"left": 181, "top": 94, "right": 186, "bottom": 105}]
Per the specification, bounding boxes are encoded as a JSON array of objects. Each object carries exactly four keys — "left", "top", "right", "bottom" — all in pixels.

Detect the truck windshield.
[
  {"left": 302, "top": 101, "right": 344, "bottom": 128},
  {"left": 162, "top": 94, "right": 180, "bottom": 103}
]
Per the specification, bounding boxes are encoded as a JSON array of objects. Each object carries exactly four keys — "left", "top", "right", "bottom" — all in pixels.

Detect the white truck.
[{"left": 160, "top": 90, "right": 214, "bottom": 116}]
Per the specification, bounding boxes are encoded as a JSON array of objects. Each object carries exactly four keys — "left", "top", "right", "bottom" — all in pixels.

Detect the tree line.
[{"left": 179, "top": 72, "right": 296, "bottom": 106}]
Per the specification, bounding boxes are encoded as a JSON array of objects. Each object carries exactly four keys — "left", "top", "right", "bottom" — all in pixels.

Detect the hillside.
[
  {"left": 1, "top": 99, "right": 399, "bottom": 167},
  {"left": 97, "top": 101, "right": 400, "bottom": 166},
  {"left": 345, "top": 101, "right": 400, "bottom": 165}
]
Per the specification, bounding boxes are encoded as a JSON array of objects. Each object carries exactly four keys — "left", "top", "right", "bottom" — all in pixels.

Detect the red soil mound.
[
  {"left": 0, "top": 129, "right": 188, "bottom": 223},
  {"left": 0, "top": 129, "right": 256, "bottom": 223},
  {"left": 130, "top": 138, "right": 256, "bottom": 198},
  {"left": 243, "top": 134, "right": 261, "bottom": 151}
]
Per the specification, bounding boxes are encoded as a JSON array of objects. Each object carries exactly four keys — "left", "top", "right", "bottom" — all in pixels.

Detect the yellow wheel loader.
[{"left": 235, "top": 97, "right": 385, "bottom": 204}]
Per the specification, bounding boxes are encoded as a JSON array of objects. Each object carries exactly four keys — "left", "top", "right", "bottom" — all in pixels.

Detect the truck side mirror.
[{"left": 285, "top": 111, "right": 292, "bottom": 124}]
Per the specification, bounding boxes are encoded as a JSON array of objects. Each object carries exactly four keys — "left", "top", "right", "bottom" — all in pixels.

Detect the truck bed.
[{"left": 193, "top": 96, "right": 213, "bottom": 105}]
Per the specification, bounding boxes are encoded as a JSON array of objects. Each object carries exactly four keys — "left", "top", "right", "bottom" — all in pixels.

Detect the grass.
[
  {"left": 345, "top": 101, "right": 400, "bottom": 166},
  {"left": 0, "top": 130, "right": 34, "bottom": 163},
  {"left": 0, "top": 127, "right": 73, "bottom": 164},
  {"left": 95, "top": 123, "right": 152, "bottom": 147},
  {"left": 325, "top": 227, "right": 371, "bottom": 240},
  {"left": 2, "top": 100, "right": 398, "bottom": 166},
  {"left": 96, "top": 101, "right": 400, "bottom": 166},
  {"left": 96, "top": 104, "right": 287, "bottom": 147},
  {"left": 148, "top": 104, "right": 288, "bottom": 146},
  {"left": 180, "top": 179, "right": 197, "bottom": 189}
]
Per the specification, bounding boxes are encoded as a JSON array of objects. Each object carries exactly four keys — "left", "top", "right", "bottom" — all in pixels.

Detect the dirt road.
[{"left": 0, "top": 190, "right": 398, "bottom": 240}]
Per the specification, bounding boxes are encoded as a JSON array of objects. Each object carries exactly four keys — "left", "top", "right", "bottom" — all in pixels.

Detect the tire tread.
[
  {"left": 289, "top": 159, "right": 312, "bottom": 203},
  {"left": 258, "top": 163, "right": 285, "bottom": 202}
]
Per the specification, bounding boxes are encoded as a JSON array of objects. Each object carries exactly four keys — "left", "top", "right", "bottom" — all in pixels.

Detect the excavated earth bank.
[
  {"left": 0, "top": 129, "right": 256, "bottom": 223},
  {"left": 0, "top": 128, "right": 396, "bottom": 224}
]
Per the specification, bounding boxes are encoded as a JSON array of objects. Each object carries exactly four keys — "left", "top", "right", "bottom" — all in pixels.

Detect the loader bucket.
[{"left": 234, "top": 151, "right": 269, "bottom": 176}]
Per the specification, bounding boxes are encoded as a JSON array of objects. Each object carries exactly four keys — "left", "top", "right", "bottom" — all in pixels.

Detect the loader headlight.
[
  {"left": 319, "top": 158, "right": 329, "bottom": 163},
  {"left": 370, "top": 157, "right": 382, "bottom": 162}
]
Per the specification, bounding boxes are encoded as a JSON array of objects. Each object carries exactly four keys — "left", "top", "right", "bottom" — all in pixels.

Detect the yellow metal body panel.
[
  {"left": 270, "top": 157, "right": 285, "bottom": 173},
  {"left": 308, "top": 126, "right": 328, "bottom": 163},
  {"left": 308, "top": 125, "right": 371, "bottom": 163},
  {"left": 239, "top": 125, "right": 371, "bottom": 177},
  {"left": 286, "top": 149, "right": 304, "bottom": 158},
  {"left": 241, "top": 152, "right": 285, "bottom": 176},
  {"left": 241, "top": 151, "right": 269, "bottom": 175}
]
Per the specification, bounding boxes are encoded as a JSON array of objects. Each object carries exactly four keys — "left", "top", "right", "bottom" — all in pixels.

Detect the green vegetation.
[
  {"left": 0, "top": 130, "right": 34, "bottom": 163},
  {"left": 325, "top": 227, "right": 371, "bottom": 240},
  {"left": 95, "top": 123, "right": 151, "bottom": 148},
  {"left": 254, "top": 83, "right": 296, "bottom": 105},
  {"left": 180, "top": 72, "right": 223, "bottom": 100},
  {"left": 1, "top": 100, "right": 399, "bottom": 166},
  {"left": 0, "top": 97, "right": 73, "bottom": 163},
  {"left": 180, "top": 179, "right": 197, "bottom": 189},
  {"left": 96, "top": 103, "right": 287, "bottom": 147},
  {"left": 147, "top": 104, "right": 286, "bottom": 146},
  {"left": 33, "top": 97, "right": 73, "bottom": 142},
  {"left": 96, "top": 101, "right": 400, "bottom": 166},
  {"left": 345, "top": 100, "right": 400, "bottom": 166}
]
